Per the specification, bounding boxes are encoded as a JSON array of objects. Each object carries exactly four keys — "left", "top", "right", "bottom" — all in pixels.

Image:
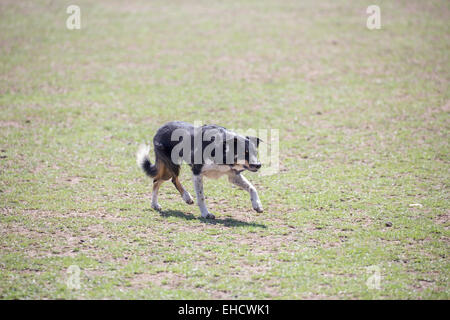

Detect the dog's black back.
[{"left": 153, "top": 121, "right": 231, "bottom": 175}]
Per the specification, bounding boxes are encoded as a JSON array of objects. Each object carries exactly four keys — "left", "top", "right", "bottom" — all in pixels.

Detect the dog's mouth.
[{"left": 244, "top": 165, "right": 260, "bottom": 172}]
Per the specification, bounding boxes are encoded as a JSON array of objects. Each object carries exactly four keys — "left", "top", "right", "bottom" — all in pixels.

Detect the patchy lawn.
[{"left": 0, "top": 0, "right": 448, "bottom": 299}]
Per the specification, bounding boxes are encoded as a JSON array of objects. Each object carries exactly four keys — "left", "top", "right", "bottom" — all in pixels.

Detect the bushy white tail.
[
  {"left": 136, "top": 144, "right": 157, "bottom": 177},
  {"left": 136, "top": 144, "right": 150, "bottom": 168}
]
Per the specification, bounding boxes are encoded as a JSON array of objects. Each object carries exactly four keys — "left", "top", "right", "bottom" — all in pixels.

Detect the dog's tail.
[{"left": 136, "top": 144, "right": 158, "bottom": 177}]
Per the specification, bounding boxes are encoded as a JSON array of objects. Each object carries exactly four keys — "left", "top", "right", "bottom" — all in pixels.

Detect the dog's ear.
[{"left": 246, "top": 136, "right": 262, "bottom": 147}]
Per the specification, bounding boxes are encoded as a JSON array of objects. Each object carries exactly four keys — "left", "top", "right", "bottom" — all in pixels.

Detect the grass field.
[{"left": 0, "top": 0, "right": 449, "bottom": 299}]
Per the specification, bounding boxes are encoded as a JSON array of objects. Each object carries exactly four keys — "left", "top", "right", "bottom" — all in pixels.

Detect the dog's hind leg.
[
  {"left": 150, "top": 159, "right": 172, "bottom": 211},
  {"left": 228, "top": 172, "right": 263, "bottom": 213},
  {"left": 172, "top": 176, "right": 194, "bottom": 205},
  {"left": 151, "top": 179, "right": 163, "bottom": 210},
  {"left": 193, "top": 174, "right": 215, "bottom": 219}
]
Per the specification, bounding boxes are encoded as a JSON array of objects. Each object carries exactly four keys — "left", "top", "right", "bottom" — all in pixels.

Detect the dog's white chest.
[{"left": 201, "top": 164, "right": 231, "bottom": 179}]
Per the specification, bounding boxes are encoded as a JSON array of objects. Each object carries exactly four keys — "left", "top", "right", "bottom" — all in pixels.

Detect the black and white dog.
[{"left": 136, "top": 121, "right": 263, "bottom": 219}]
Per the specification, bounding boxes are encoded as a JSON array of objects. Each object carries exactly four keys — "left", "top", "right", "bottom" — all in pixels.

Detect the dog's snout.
[{"left": 252, "top": 163, "right": 261, "bottom": 169}]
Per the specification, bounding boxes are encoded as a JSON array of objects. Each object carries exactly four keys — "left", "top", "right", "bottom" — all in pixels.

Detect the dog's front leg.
[
  {"left": 193, "top": 174, "right": 215, "bottom": 219},
  {"left": 228, "top": 172, "right": 263, "bottom": 213}
]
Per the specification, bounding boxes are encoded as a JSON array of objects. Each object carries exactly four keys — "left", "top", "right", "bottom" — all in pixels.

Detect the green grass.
[{"left": 0, "top": 0, "right": 449, "bottom": 299}]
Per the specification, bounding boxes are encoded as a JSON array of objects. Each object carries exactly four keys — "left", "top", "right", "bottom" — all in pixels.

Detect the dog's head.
[{"left": 225, "top": 134, "right": 262, "bottom": 172}]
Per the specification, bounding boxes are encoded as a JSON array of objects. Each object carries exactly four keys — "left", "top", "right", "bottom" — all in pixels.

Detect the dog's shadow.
[{"left": 158, "top": 209, "right": 267, "bottom": 228}]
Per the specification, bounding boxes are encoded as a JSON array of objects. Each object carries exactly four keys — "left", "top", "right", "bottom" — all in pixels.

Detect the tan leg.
[{"left": 172, "top": 176, "right": 194, "bottom": 204}]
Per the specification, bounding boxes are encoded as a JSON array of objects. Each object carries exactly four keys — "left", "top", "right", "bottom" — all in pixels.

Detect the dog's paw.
[
  {"left": 252, "top": 199, "right": 263, "bottom": 213},
  {"left": 253, "top": 201, "right": 263, "bottom": 213},
  {"left": 151, "top": 203, "right": 162, "bottom": 211},
  {"left": 202, "top": 212, "right": 216, "bottom": 219},
  {"left": 182, "top": 191, "right": 194, "bottom": 205}
]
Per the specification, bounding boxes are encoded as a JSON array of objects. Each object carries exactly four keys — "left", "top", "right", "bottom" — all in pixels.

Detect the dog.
[{"left": 136, "top": 121, "right": 263, "bottom": 219}]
